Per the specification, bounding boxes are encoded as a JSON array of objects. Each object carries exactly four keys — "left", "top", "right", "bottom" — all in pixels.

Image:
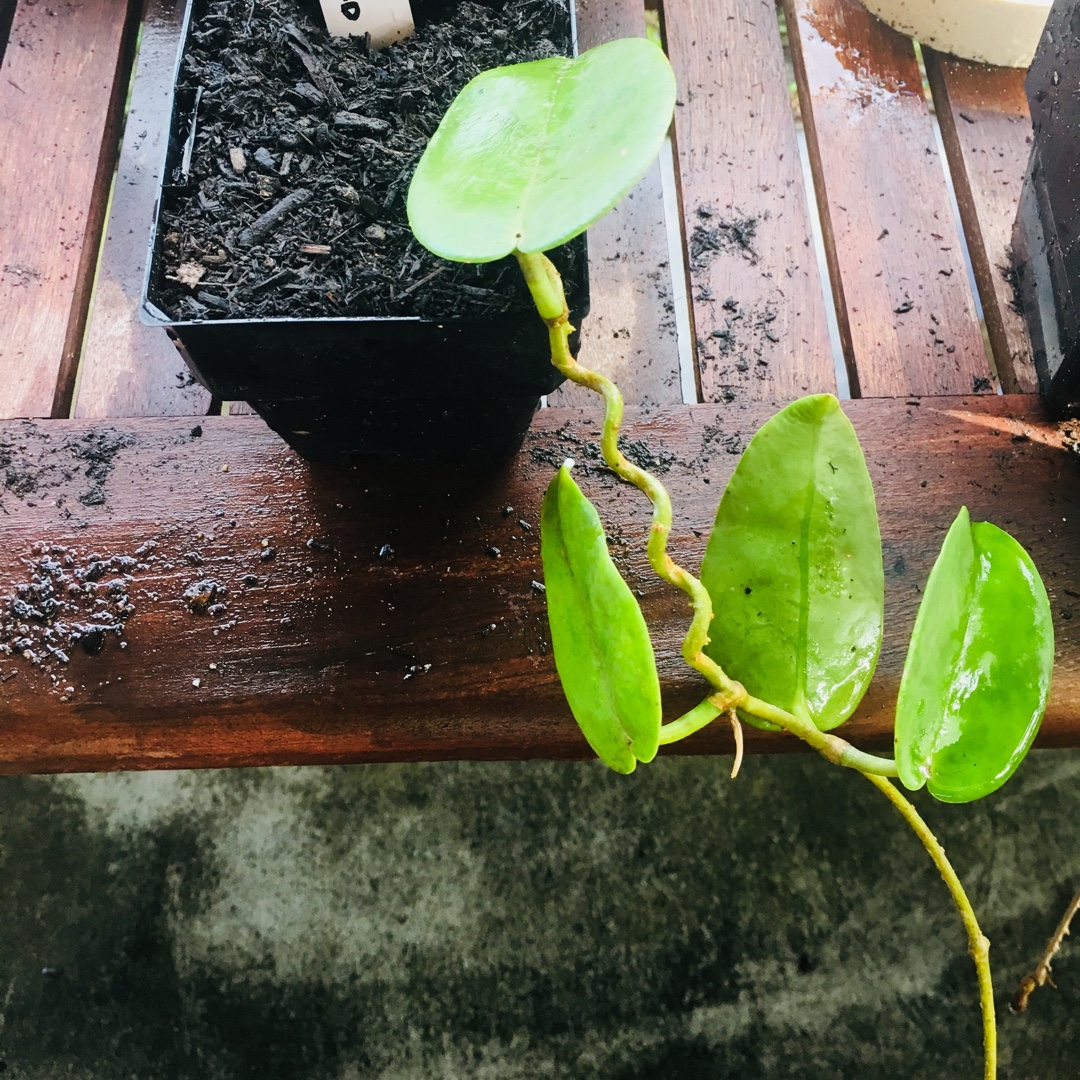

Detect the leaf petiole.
[{"left": 657, "top": 698, "right": 723, "bottom": 746}]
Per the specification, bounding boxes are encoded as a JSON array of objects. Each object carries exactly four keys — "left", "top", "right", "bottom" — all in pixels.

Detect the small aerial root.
[{"left": 728, "top": 710, "right": 744, "bottom": 779}]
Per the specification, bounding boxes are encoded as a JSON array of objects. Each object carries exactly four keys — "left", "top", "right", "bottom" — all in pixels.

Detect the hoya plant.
[{"left": 407, "top": 37, "right": 1055, "bottom": 1079}]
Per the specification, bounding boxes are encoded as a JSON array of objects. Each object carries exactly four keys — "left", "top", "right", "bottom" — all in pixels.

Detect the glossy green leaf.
[
  {"left": 699, "top": 395, "right": 884, "bottom": 731},
  {"left": 895, "top": 508, "right": 1053, "bottom": 803},
  {"left": 541, "top": 462, "right": 661, "bottom": 773},
  {"left": 407, "top": 37, "right": 676, "bottom": 262}
]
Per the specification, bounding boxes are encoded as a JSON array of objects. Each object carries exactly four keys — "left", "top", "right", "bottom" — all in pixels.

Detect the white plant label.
[{"left": 319, "top": 0, "right": 414, "bottom": 47}]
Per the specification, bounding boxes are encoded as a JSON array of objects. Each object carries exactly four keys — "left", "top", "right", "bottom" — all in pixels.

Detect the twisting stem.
[
  {"left": 864, "top": 773, "right": 996, "bottom": 1080},
  {"left": 518, "top": 250, "right": 743, "bottom": 712},
  {"left": 1012, "top": 889, "right": 1080, "bottom": 1014}
]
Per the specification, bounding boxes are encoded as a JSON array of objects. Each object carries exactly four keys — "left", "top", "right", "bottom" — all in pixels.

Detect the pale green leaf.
[
  {"left": 541, "top": 463, "right": 662, "bottom": 773},
  {"left": 895, "top": 509, "right": 1054, "bottom": 803},
  {"left": 700, "top": 395, "right": 884, "bottom": 731},
  {"left": 407, "top": 37, "right": 676, "bottom": 262}
]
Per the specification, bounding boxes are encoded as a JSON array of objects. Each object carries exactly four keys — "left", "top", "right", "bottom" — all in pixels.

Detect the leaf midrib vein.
[
  {"left": 514, "top": 61, "right": 571, "bottom": 247},
  {"left": 795, "top": 423, "right": 821, "bottom": 714}
]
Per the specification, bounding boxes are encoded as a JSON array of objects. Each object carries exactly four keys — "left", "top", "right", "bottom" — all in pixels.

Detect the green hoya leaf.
[
  {"left": 895, "top": 508, "right": 1053, "bottom": 803},
  {"left": 700, "top": 395, "right": 884, "bottom": 731},
  {"left": 407, "top": 37, "right": 676, "bottom": 262},
  {"left": 541, "top": 462, "right": 661, "bottom": 773}
]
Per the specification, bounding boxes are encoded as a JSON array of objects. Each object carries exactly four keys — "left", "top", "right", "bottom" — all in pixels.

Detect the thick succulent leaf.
[
  {"left": 541, "top": 463, "right": 661, "bottom": 773},
  {"left": 895, "top": 509, "right": 1054, "bottom": 803},
  {"left": 700, "top": 395, "right": 884, "bottom": 731},
  {"left": 407, "top": 37, "right": 676, "bottom": 262}
]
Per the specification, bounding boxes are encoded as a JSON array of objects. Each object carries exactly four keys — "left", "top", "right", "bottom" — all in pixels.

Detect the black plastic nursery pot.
[
  {"left": 142, "top": 0, "right": 589, "bottom": 461},
  {"left": 1012, "top": 0, "right": 1080, "bottom": 417}
]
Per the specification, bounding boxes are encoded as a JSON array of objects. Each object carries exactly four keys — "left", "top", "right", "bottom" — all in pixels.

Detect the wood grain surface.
[
  {"left": 924, "top": 49, "right": 1036, "bottom": 395},
  {"left": 663, "top": 0, "right": 834, "bottom": 403},
  {"left": 783, "top": 0, "right": 992, "bottom": 398},
  {"left": 550, "top": 0, "right": 683, "bottom": 408},
  {"left": 75, "top": 0, "right": 212, "bottom": 420},
  {"left": 0, "top": 396, "right": 1077, "bottom": 775},
  {"left": 0, "top": 0, "right": 139, "bottom": 418}
]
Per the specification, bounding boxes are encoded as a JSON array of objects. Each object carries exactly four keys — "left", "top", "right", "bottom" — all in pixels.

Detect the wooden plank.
[
  {"left": 663, "top": 0, "right": 835, "bottom": 402},
  {"left": 924, "top": 49, "right": 1037, "bottom": 395},
  {"left": 550, "top": 0, "right": 682, "bottom": 408},
  {"left": 0, "top": 0, "right": 139, "bottom": 418},
  {"left": 0, "top": 396, "right": 1076, "bottom": 775},
  {"left": 783, "top": 0, "right": 992, "bottom": 398},
  {"left": 75, "top": 0, "right": 212, "bottom": 419}
]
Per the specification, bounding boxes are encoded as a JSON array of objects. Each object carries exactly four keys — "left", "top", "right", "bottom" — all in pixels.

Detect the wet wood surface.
[
  {"left": 0, "top": 0, "right": 139, "bottom": 419},
  {"left": 783, "top": 0, "right": 992, "bottom": 398},
  {"left": 924, "top": 49, "right": 1037, "bottom": 395},
  {"left": 664, "top": 0, "right": 835, "bottom": 402},
  {"left": 1, "top": 396, "right": 1078, "bottom": 775}
]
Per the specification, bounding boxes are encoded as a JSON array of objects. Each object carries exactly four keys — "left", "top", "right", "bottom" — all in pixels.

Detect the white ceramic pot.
[{"left": 859, "top": 0, "right": 1052, "bottom": 67}]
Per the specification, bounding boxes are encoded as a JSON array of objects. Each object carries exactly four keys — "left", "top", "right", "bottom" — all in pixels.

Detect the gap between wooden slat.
[
  {"left": 546, "top": 0, "right": 684, "bottom": 409},
  {"left": 52, "top": 0, "right": 144, "bottom": 418},
  {"left": 663, "top": 0, "right": 835, "bottom": 403},
  {"left": 783, "top": 0, "right": 993, "bottom": 399},
  {"left": 74, "top": 0, "right": 217, "bottom": 419},
  {"left": 0, "top": 0, "right": 142, "bottom": 418},
  {"left": 923, "top": 47, "right": 1037, "bottom": 395}
]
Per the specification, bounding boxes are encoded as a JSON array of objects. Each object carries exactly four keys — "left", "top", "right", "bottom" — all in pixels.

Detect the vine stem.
[
  {"left": 517, "top": 250, "right": 743, "bottom": 713},
  {"left": 521, "top": 250, "right": 993, "bottom": 1077},
  {"left": 864, "top": 773, "right": 996, "bottom": 1080}
]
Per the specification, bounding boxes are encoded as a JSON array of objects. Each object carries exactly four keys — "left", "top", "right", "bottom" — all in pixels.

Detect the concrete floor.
[{"left": 0, "top": 750, "right": 1078, "bottom": 1078}]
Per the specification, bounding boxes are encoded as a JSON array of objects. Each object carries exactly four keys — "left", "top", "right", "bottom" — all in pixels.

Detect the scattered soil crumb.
[
  {"left": 183, "top": 579, "right": 229, "bottom": 616},
  {"left": 529, "top": 424, "right": 603, "bottom": 474},
  {"left": 620, "top": 438, "right": 678, "bottom": 475},
  {"left": 1002, "top": 247, "right": 1026, "bottom": 317},
  {"left": 0, "top": 543, "right": 144, "bottom": 693},
  {"left": 0, "top": 425, "right": 133, "bottom": 509},
  {"left": 690, "top": 205, "right": 761, "bottom": 271},
  {"left": 528, "top": 424, "right": 686, "bottom": 476}
]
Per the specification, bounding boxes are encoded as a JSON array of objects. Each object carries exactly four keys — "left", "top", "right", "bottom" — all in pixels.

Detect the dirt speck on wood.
[
  {"left": 689, "top": 205, "right": 761, "bottom": 272},
  {"left": 0, "top": 425, "right": 133, "bottom": 510},
  {"left": 0, "top": 544, "right": 147, "bottom": 693}
]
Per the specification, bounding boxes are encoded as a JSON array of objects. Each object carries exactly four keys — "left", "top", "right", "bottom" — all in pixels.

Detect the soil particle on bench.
[
  {"left": 0, "top": 544, "right": 144, "bottom": 693},
  {"left": 151, "top": 0, "right": 582, "bottom": 322},
  {"left": 183, "top": 578, "right": 228, "bottom": 616},
  {"left": 0, "top": 425, "right": 134, "bottom": 511},
  {"left": 689, "top": 205, "right": 762, "bottom": 273}
]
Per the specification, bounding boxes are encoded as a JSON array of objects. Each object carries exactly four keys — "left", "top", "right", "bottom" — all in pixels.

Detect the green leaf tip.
[
  {"left": 407, "top": 36, "right": 677, "bottom": 262},
  {"left": 541, "top": 463, "right": 662, "bottom": 773},
  {"left": 700, "top": 394, "right": 884, "bottom": 732},
  {"left": 895, "top": 508, "right": 1053, "bottom": 803}
]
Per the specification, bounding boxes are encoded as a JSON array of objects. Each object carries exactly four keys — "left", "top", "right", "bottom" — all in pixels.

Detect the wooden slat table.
[{"left": 0, "top": 0, "right": 1072, "bottom": 775}]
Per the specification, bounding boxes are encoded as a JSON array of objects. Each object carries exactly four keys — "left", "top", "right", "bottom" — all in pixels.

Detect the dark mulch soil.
[{"left": 149, "top": 0, "right": 582, "bottom": 322}]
